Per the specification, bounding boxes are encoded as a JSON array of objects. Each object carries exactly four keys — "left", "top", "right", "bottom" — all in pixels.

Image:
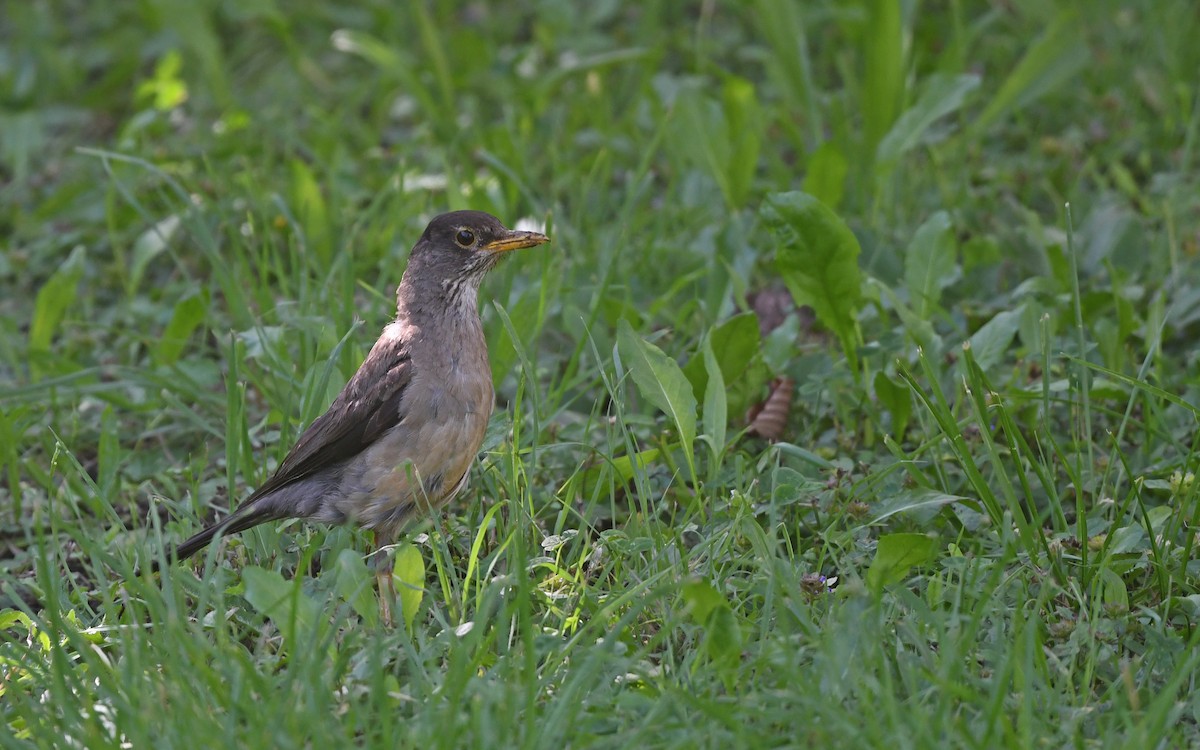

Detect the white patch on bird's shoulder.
[{"left": 379, "top": 319, "right": 421, "bottom": 348}]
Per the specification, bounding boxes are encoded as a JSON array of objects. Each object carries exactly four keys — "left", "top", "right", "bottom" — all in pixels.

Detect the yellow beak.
[{"left": 483, "top": 230, "right": 551, "bottom": 254}]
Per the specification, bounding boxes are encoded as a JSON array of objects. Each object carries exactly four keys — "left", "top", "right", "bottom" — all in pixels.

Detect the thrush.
[{"left": 168, "top": 210, "right": 550, "bottom": 625}]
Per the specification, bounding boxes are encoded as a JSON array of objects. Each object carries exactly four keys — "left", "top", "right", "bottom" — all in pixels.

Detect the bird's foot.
[
  {"left": 376, "top": 565, "right": 395, "bottom": 628},
  {"left": 371, "top": 534, "right": 395, "bottom": 627}
]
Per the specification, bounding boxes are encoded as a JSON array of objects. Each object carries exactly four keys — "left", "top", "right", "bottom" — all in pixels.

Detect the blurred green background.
[{"left": 3, "top": 1, "right": 1200, "bottom": 747}]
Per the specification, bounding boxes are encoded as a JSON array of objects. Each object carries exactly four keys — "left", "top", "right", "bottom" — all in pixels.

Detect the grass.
[{"left": 3, "top": 0, "right": 1200, "bottom": 746}]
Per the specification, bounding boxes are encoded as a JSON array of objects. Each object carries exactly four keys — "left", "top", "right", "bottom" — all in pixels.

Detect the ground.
[{"left": 3, "top": 1, "right": 1200, "bottom": 747}]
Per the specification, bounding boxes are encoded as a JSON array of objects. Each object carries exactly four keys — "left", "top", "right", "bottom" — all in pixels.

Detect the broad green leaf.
[
  {"left": 748, "top": 0, "right": 815, "bottom": 122},
  {"left": 154, "top": 290, "right": 209, "bottom": 366},
  {"left": 392, "top": 542, "right": 425, "bottom": 634},
  {"left": 334, "top": 548, "right": 378, "bottom": 628},
  {"left": 1144, "top": 505, "right": 1175, "bottom": 535},
  {"left": 614, "top": 446, "right": 662, "bottom": 477},
  {"left": 682, "top": 578, "right": 742, "bottom": 691},
  {"left": 0, "top": 609, "right": 30, "bottom": 630},
  {"left": 973, "top": 9, "right": 1089, "bottom": 133},
  {"left": 609, "top": 448, "right": 660, "bottom": 483},
  {"left": 0, "top": 610, "right": 50, "bottom": 651},
  {"left": 966, "top": 307, "right": 1023, "bottom": 374},
  {"left": 1098, "top": 568, "right": 1129, "bottom": 611},
  {"left": 673, "top": 88, "right": 731, "bottom": 200},
  {"left": 290, "top": 158, "right": 332, "bottom": 266},
  {"left": 963, "top": 235, "right": 1003, "bottom": 272},
  {"left": 242, "top": 566, "right": 326, "bottom": 651},
  {"left": 1169, "top": 595, "right": 1200, "bottom": 620},
  {"left": 705, "top": 603, "right": 742, "bottom": 691},
  {"left": 1106, "top": 525, "right": 1146, "bottom": 556},
  {"left": 29, "top": 245, "right": 86, "bottom": 356},
  {"left": 617, "top": 319, "right": 697, "bottom": 453},
  {"left": 773, "top": 442, "right": 835, "bottom": 470},
  {"left": 721, "top": 76, "right": 763, "bottom": 208},
  {"left": 803, "top": 141, "right": 848, "bottom": 210},
  {"left": 701, "top": 336, "right": 727, "bottom": 460},
  {"left": 683, "top": 312, "right": 761, "bottom": 405},
  {"left": 903, "top": 211, "right": 957, "bottom": 318},
  {"left": 869, "top": 490, "right": 966, "bottom": 524},
  {"left": 763, "top": 191, "right": 864, "bottom": 373},
  {"left": 682, "top": 577, "right": 725, "bottom": 625},
  {"left": 671, "top": 77, "right": 763, "bottom": 209},
  {"left": 877, "top": 74, "right": 980, "bottom": 165},
  {"left": 866, "top": 533, "right": 937, "bottom": 593},
  {"left": 862, "top": 0, "right": 904, "bottom": 151},
  {"left": 574, "top": 448, "right": 660, "bottom": 499},
  {"left": 873, "top": 371, "right": 912, "bottom": 442}
]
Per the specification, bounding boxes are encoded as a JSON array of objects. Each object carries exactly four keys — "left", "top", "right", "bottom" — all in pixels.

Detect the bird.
[{"left": 166, "top": 210, "right": 550, "bottom": 626}]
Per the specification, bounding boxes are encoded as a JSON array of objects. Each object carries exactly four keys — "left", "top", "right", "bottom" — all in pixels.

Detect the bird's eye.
[{"left": 455, "top": 229, "right": 475, "bottom": 247}]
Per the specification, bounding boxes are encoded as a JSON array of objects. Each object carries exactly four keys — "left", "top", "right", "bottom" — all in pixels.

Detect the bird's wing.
[{"left": 246, "top": 332, "right": 412, "bottom": 502}]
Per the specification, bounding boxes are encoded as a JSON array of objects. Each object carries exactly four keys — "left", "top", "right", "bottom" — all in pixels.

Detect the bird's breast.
[{"left": 342, "top": 329, "right": 494, "bottom": 537}]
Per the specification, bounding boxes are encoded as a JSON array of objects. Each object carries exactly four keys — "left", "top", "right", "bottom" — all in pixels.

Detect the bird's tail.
[
  {"left": 175, "top": 503, "right": 280, "bottom": 561},
  {"left": 139, "top": 501, "right": 281, "bottom": 575},
  {"left": 172, "top": 500, "right": 282, "bottom": 562}
]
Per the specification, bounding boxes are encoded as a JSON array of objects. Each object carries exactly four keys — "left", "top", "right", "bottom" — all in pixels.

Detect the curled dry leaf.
[{"left": 745, "top": 376, "right": 794, "bottom": 441}]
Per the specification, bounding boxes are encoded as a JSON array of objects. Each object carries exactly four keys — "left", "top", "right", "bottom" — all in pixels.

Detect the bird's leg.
[{"left": 372, "top": 531, "right": 395, "bottom": 627}]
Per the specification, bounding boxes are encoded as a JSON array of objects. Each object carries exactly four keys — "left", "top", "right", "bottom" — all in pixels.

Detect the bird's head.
[{"left": 404, "top": 210, "right": 550, "bottom": 297}]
